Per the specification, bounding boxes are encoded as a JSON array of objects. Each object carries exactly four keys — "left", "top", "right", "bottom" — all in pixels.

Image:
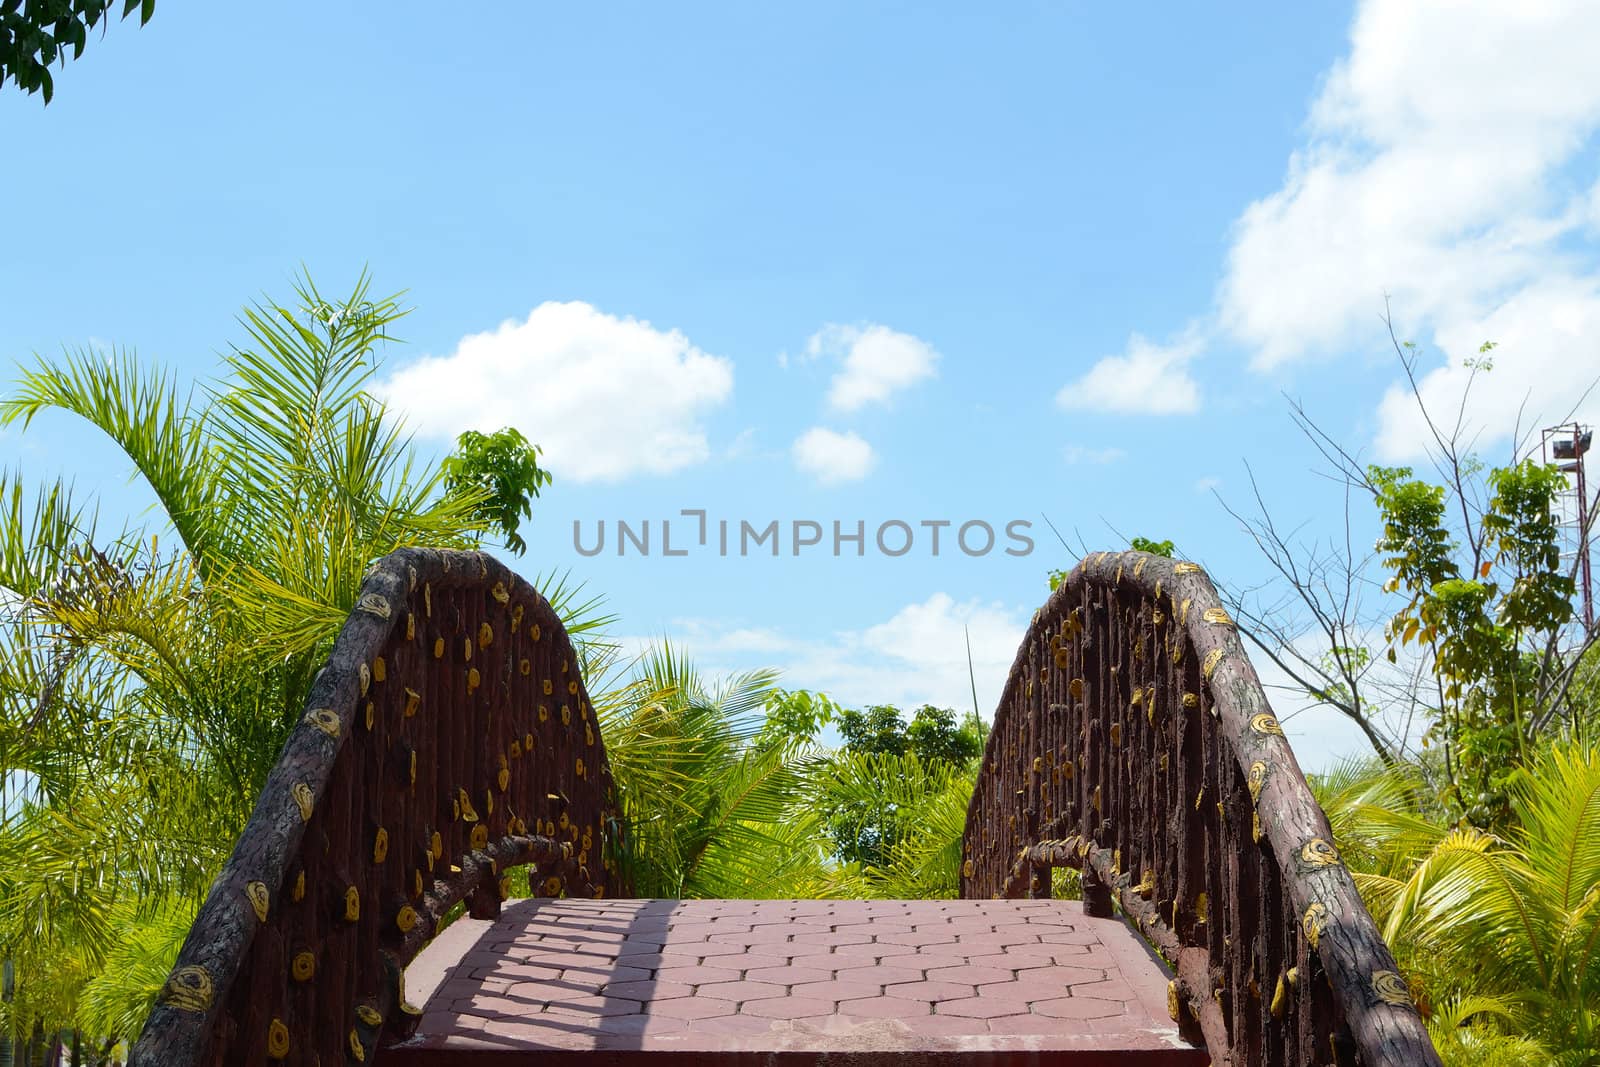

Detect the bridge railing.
[
  {"left": 961, "top": 550, "right": 1440, "bottom": 1067},
  {"left": 131, "top": 548, "right": 620, "bottom": 1067}
]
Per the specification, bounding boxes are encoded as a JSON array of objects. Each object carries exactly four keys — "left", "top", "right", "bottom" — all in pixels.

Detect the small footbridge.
[{"left": 129, "top": 549, "right": 1441, "bottom": 1066}]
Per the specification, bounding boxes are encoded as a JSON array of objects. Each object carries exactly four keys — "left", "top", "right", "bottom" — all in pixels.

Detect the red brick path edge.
[{"left": 386, "top": 898, "right": 1208, "bottom": 1065}]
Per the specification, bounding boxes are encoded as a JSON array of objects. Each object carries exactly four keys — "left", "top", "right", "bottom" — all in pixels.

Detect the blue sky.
[{"left": 5, "top": 2, "right": 1600, "bottom": 770}]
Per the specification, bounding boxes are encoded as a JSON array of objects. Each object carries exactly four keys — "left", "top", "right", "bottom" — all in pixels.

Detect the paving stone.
[
  {"left": 1033, "top": 994, "right": 1127, "bottom": 1020},
  {"left": 692, "top": 980, "right": 786, "bottom": 1004},
  {"left": 644, "top": 996, "right": 738, "bottom": 1020},
  {"left": 744, "top": 964, "right": 833, "bottom": 986},
  {"left": 739, "top": 995, "right": 835, "bottom": 1020},
  {"left": 923, "top": 964, "right": 1017, "bottom": 986},
  {"left": 882, "top": 979, "right": 982, "bottom": 1002},
  {"left": 934, "top": 996, "right": 1035, "bottom": 1020},
  {"left": 835, "top": 996, "right": 935, "bottom": 1020}
]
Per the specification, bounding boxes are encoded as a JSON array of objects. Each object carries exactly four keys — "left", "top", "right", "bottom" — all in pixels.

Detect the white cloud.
[
  {"left": 806, "top": 323, "right": 940, "bottom": 412},
  {"left": 375, "top": 301, "right": 733, "bottom": 483},
  {"left": 1209, "top": 0, "right": 1600, "bottom": 456},
  {"left": 625, "top": 593, "right": 1029, "bottom": 718},
  {"left": 1373, "top": 277, "right": 1600, "bottom": 461},
  {"left": 1055, "top": 330, "right": 1203, "bottom": 415},
  {"left": 1194, "top": 476, "right": 1222, "bottom": 493},
  {"left": 791, "top": 426, "right": 876, "bottom": 485},
  {"left": 1062, "top": 445, "right": 1127, "bottom": 465}
]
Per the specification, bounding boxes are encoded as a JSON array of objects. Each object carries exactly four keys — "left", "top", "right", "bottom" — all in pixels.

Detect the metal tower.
[{"left": 1541, "top": 422, "right": 1594, "bottom": 631}]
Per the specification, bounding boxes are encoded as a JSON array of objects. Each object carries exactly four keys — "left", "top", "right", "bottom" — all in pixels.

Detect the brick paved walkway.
[{"left": 389, "top": 898, "right": 1205, "bottom": 1064}]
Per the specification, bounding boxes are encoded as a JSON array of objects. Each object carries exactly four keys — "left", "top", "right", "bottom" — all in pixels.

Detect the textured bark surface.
[
  {"left": 130, "top": 549, "right": 621, "bottom": 1067},
  {"left": 961, "top": 550, "right": 1442, "bottom": 1067}
]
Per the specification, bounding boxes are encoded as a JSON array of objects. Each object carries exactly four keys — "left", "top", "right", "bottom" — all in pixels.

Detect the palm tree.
[
  {"left": 1317, "top": 743, "right": 1600, "bottom": 1064},
  {"left": 809, "top": 750, "right": 976, "bottom": 899},
  {"left": 0, "top": 273, "right": 492, "bottom": 1059},
  {"left": 594, "top": 643, "right": 835, "bottom": 899}
]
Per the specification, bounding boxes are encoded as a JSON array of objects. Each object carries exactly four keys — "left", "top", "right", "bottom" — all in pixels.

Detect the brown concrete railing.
[
  {"left": 131, "top": 548, "right": 620, "bottom": 1066},
  {"left": 961, "top": 550, "right": 1441, "bottom": 1067}
]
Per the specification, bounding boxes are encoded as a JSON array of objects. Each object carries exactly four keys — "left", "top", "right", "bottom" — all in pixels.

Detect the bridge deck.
[{"left": 389, "top": 897, "right": 1205, "bottom": 1065}]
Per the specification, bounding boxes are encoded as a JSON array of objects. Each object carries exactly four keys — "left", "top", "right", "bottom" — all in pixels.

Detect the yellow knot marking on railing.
[
  {"left": 245, "top": 881, "right": 269, "bottom": 923},
  {"left": 478, "top": 621, "right": 494, "bottom": 648},
  {"left": 358, "top": 663, "right": 371, "bottom": 695},
  {"left": 356, "top": 592, "right": 390, "bottom": 619},
  {"left": 373, "top": 827, "right": 389, "bottom": 864},
  {"left": 291, "top": 783, "right": 314, "bottom": 822},
  {"left": 1202, "top": 647, "right": 1224, "bottom": 678},
  {"left": 343, "top": 886, "right": 360, "bottom": 921},
  {"left": 404, "top": 688, "right": 420, "bottom": 718},
  {"left": 357, "top": 1004, "right": 382, "bottom": 1027},
  {"left": 1202, "top": 607, "right": 1233, "bottom": 627},
  {"left": 1299, "top": 837, "right": 1341, "bottom": 869},
  {"left": 1248, "top": 761, "right": 1270, "bottom": 804},
  {"left": 159, "top": 965, "right": 213, "bottom": 1012},
  {"left": 348, "top": 1029, "right": 366, "bottom": 1062},
  {"left": 267, "top": 1018, "right": 290, "bottom": 1060},
  {"left": 1303, "top": 902, "right": 1329, "bottom": 948},
  {"left": 305, "top": 708, "right": 340, "bottom": 738},
  {"left": 1372, "top": 970, "right": 1413, "bottom": 1007},
  {"left": 1250, "top": 712, "right": 1284, "bottom": 737},
  {"left": 373, "top": 656, "right": 386, "bottom": 682},
  {"left": 292, "top": 951, "right": 315, "bottom": 981},
  {"left": 492, "top": 580, "right": 510, "bottom": 604},
  {"left": 1174, "top": 561, "right": 1202, "bottom": 575}
]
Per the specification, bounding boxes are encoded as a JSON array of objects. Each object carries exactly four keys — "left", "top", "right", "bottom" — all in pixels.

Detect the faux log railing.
[
  {"left": 131, "top": 548, "right": 620, "bottom": 1067},
  {"left": 961, "top": 550, "right": 1441, "bottom": 1067}
]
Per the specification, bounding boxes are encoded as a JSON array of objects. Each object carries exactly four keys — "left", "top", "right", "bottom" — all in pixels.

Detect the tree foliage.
[
  {"left": 1316, "top": 743, "right": 1600, "bottom": 1062},
  {"left": 1, "top": 0, "right": 154, "bottom": 104},
  {"left": 442, "top": 427, "right": 551, "bottom": 555},
  {"left": 0, "top": 272, "right": 502, "bottom": 1057},
  {"left": 1371, "top": 458, "right": 1578, "bottom": 824},
  {"left": 826, "top": 703, "right": 983, "bottom": 866},
  {"left": 1219, "top": 320, "right": 1597, "bottom": 791}
]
